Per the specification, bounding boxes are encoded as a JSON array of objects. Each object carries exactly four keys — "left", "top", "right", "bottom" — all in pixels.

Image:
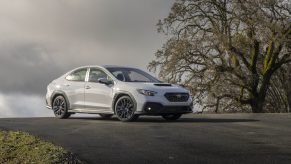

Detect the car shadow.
[
  {"left": 136, "top": 117, "right": 259, "bottom": 123},
  {"left": 68, "top": 116, "right": 259, "bottom": 123}
]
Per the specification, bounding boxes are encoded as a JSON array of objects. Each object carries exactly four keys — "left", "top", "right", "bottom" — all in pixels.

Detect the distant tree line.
[{"left": 149, "top": 0, "right": 291, "bottom": 113}]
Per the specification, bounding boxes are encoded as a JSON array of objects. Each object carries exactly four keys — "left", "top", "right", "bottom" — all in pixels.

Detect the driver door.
[{"left": 84, "top": 68, "right": 114, "bottom": 112}]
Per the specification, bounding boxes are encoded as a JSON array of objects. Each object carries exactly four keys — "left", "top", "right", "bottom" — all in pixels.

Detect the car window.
[
  {"left": 106, "top": 67, "right": 160, "bottom": 83},
  {"left": 112, "top": 71, "right": 126, "bottom": 81},
  {"left": 128, "top": 71, "right": 151, "bottom": 82},
  {"left": 89, "top": 68, "right": 113, "bottom": 83},
  {"left": 66, "top": 68, "right": 87, "bottom": 82}
]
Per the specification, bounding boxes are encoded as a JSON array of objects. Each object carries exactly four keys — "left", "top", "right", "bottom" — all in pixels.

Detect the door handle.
[
  {"left": 64, "top": 84, "right": 70, "bottom": 87},
  {"left": 85, "top": 86, "right": 91, "bottom": 89}
]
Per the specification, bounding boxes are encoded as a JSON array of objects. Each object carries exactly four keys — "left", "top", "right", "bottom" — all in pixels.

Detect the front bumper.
[
  {"left": 134, "top": 91, "right": 193, "bottom": 114},
  {"left": 137, "top": 102, "right": 193, "bottom": 115}
]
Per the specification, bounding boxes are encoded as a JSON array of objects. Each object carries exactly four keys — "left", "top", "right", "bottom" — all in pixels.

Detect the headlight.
[{"left": 137, "top": 89, "right": 157, "bottom": 96}]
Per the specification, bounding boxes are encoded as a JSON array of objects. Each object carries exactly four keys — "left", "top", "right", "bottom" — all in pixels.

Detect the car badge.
[{"left": 176, "top": 94, "right": 182, "bottom": 99}]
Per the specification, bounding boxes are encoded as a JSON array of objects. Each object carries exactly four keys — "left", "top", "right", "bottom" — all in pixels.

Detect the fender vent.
[{"left": 154, "top": 83, "right": 172, "bottom": 87}]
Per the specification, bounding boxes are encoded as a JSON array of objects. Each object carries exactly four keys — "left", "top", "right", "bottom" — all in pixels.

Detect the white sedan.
[{"left": 46, "top": 65, "right": 193, "bottom": 122}]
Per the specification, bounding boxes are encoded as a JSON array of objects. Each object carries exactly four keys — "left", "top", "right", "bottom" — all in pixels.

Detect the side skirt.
[{"left": 69, "top": 108, "right": 114, "bottom": 114}]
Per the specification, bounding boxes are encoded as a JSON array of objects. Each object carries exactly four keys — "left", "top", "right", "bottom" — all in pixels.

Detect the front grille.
[{"left": 164, "top": 93, "right": 189, "bottom": 102}]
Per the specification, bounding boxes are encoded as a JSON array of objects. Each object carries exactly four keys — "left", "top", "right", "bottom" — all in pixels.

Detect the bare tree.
[
  {"left": 266, "top": 64, "right": 291, "bottom": 112},
  {"left": 149, "top": 0, "right": 291, "bottom": 113}
]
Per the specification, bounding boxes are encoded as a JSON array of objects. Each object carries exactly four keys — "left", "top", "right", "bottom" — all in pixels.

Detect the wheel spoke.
[
  {"left": 116, "top": 97, "right": 135, "bottom": 120},
  {"left": 53, "top": 106, "right": 58, "bottom": 111},
  {"left": 53, "top": 97, "right": 67, "bottom": 116},
  {"left": 56, "top": 99, "right": 60, "bottom": 106}
]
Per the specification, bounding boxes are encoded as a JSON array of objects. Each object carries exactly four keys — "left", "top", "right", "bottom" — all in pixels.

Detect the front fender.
[
  {"left": 112, "top": 91, "right": 137, "bottom": 113},
  {"left": 50, "top": 90, "right": 71, "bottom": 110}
]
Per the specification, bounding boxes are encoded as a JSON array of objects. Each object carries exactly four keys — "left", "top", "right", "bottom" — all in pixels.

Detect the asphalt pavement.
[{"left": 0, "top": 113, "right": 291, "bottom": 164}]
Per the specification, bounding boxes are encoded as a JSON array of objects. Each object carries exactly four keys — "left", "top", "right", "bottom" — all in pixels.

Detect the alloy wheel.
[
  {"left": 115, "top": 96, "right": 137, "bottom": 121},
  {"left": 52, "top": 96, "right": 70, "bottom": 118}
]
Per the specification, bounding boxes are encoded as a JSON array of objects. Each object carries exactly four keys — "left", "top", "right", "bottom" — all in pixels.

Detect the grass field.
[{"left": 0, "top": 130, "right": 83, "bottom": 164}]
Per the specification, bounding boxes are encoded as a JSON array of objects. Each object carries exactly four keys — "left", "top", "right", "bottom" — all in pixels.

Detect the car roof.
[
  {"left": 101, "top": 65, "right": 138, "bottom": 69},
  {"left": 69, "top": 65, "right": 140, "bottom": 73},
  {"left": 75, "top": 65, "right": 138, "bottom": 69}
]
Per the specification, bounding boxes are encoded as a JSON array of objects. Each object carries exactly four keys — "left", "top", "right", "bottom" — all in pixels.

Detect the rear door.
[{"left": 63, "top": 68, "right": 88, "bottom": 109}]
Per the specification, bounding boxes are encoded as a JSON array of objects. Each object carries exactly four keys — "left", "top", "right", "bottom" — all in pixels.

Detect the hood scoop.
[{"left": 154, "top": 83, "right": 172, "bottom": 87}]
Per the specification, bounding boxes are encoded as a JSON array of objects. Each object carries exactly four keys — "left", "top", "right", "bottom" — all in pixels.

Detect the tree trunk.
[
  {"left": 251, "top": 68, "right": 273, "bottom": 113},
  {"left": 287, "top": 66, "right": 291, "bottom": 113},
  {"left": 214, "top": 97, "right": 220, "bottom": 113},
  {"left": 250, "top": 95, "right": 266, "bottom": 113},
  {"left": 287, "top": 88, "right": 291, "bottom": 113}
]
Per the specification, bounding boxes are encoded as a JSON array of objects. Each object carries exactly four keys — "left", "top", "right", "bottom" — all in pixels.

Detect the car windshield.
[{"left": 106, "top": 67, "right": 160, "bottom": 83}]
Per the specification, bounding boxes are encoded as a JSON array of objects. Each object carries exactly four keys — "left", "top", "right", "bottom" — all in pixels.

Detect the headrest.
[{"left": 116, "top": 73, "right": 124, "bottom": 81}]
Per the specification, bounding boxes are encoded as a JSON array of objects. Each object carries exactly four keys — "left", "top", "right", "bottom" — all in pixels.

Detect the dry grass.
[{"left": 0, "top": 130, "right": 84, "bottom": 164}]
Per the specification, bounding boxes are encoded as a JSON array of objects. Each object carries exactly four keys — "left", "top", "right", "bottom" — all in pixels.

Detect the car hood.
[{"left": 119, "top": 82, "right": 189, "bottom": 93}]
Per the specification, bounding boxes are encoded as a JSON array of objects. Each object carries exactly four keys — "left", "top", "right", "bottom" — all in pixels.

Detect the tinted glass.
[
  {"left": 106, "top": 67, "right": 160, "bottom": 83},
  {"left": 89, "top": 68, "right": 112, "bottom": 83}
]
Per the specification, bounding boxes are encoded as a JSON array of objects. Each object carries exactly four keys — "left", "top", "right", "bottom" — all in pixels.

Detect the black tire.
[
  {"left": 162, "top": 114, "right": 182, "bottom": 121},
  {"left": 114, "top": 95, "right": 138, "bottom": 122},
  {"left": 52, "top": 95, "right": 71, "bottom": 119},
  {"left": 99, "top": 114, "right": 113, "bottom": 119}
]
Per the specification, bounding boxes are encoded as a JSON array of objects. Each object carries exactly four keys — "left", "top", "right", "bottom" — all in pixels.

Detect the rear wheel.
[
  {"left": 99, "top": 114, "right": 113, "bottom": 119},
  {"left": 115, "top": 96, "right": 139, "bottom": 122},
  {"left": 52, "top": 95, "right": 71, "bottom": 119},
  {"left": 162, "top": 114, "right": 182, "bottom": 121}
]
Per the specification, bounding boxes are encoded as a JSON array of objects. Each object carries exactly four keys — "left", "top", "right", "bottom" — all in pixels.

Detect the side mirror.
[{"left": 98, "top": 78, "right": 113, "bottom": 85}]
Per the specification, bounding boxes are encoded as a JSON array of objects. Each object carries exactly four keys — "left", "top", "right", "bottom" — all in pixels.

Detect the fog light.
[{"left": 148, "top": 107, "right": 151, "bottom": 110}]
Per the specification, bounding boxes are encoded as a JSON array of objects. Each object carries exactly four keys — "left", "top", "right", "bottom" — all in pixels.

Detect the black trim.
[
  {"left": 154, "top": 83, "right": 172, "bottom": 87},
  {"left": 142, "top": 102, "right": 192, "bottom": 115},
  {"left": 164, "top": 92, "right": 190, "bottom": 102}
]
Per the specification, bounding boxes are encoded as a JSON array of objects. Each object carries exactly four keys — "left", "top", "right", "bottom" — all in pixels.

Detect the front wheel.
[
  {"left": 115, "top": 96, "right": 139, "bottom": 122},
  {"left": 52, "top": 95, "right": 71, "bottom": 119},
  {"left": 162, "top": 114, "right": 182, "bottom": 121}
]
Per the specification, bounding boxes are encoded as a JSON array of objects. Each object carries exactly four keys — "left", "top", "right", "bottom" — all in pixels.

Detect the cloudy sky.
[{"left": 0, "top": 0, "right": 174, "bottom": 117}]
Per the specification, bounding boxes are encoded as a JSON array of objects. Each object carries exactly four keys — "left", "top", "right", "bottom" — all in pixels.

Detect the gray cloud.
[
  {"left": 0, "top": 0, "right": 174, "bottom": 117},
  {"left": 0, "top": 93, "right": 53, "bottom": 118},
  {"left": 0, "top": 42, "right": 67, "bottom": 95},
  {"left": 0, "top": 0, "right": 174, "bottom": 96}
]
